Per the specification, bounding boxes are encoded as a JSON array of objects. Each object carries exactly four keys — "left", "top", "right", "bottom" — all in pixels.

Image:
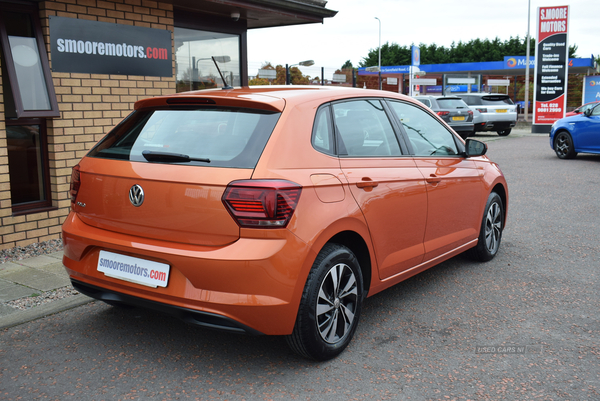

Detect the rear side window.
[
  {"left": 332, "top": 99, "right": 402, "bottom": 157},
  {"left": 87, "top": 108, "right": 281, "bottom": 169}
]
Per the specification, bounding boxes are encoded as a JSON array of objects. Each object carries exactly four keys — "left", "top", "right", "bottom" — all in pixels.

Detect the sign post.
[{"left": 532, "top": 5, "right": 570, "bottom": 133}]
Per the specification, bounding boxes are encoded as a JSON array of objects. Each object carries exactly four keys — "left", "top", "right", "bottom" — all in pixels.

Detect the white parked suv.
[{"left": 456, "top": 93, "right": 517, "bottom": 136}]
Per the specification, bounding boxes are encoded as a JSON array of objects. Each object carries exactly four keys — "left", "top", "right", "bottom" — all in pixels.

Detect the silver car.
[
  {"left": 414, "top": 95, "right": 474, "bottom": 139},
  {"left": 456, "top": 93, "right": 517, "bottom": 136}
]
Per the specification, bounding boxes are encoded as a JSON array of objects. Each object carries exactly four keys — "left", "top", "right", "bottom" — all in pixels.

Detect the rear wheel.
[
  {"left": 286, "top": 244, "right": 363, "bottom": 361},
  {"left": 470, "top": 192, "right": 504, "bottom": 262},
  {"left": 554, "top": 131, "right": 577, "bottom": 159},
  {"left": 497, "top": 129, "right": 511, "bottom": 136}
]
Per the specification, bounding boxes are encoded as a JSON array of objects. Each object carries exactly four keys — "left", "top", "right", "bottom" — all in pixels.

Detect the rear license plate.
[
  {"left": 452, "top": 116, "right": 465, "bottom": 121},
  {"left": 496, "top": 109, "right": 507, "bottom": 113},
  {"left": 98, "top": 250, "right": 170, "bottom": 288}
]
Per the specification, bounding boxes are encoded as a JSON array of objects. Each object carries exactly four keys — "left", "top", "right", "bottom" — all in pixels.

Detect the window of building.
[
  {"left": 174, "top": 9, "right": 247, "bottom": 91},
  {"left": 5, "top": 119, "right": 52, "bottom": 213},
  {"left": 0, "top": 3, "right": 59, "bottom": 118},
  {"left": 1, "top": 3, "right": 56, "bottom": 214},
  {"left": 174, "top": 27, "right": 241, "bottom": 91}
]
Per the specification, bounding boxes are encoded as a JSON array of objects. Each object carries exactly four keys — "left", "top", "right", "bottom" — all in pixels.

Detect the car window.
[
  {"left": 591, "top": 104, "right": 600, "bottom": 116},
  {"left": 436, "top": 98, "right": 469, "bottom": 109},
  {"left": 312, "top": 105, "right": 334, "bottom": 155},
  {"left": 480, "top": 95, "right": 514, "bottom": 105},
  {"left": 87, "top": 108, "right": 281, "bottom": 168},
  {"left": 332, "top": 99, "right": 402, "bottom": 157},
  {"left": 388, "top": 100, "right": 460, "bottom": 157},
  {"left": 416, "top": 98, "right": 431, "bottom": 107}
]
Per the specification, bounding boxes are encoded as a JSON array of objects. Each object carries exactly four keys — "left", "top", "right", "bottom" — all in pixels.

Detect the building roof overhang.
[{"left": 164, "top": 0, "right": 337, "bottom": 28}]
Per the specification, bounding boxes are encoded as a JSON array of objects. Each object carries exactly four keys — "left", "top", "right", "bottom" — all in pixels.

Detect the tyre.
[
  {"left": 554, "top": 131, "right": 577, "bottom": 159},
  {"left": 286, "top": 244, "right": 364, "bottom": 361},
  {"left": 497, "top": 129, "right": 511, "bottom": 136},
  {"left": 470, "top": 192, "right": 504, "bottom": 262}
]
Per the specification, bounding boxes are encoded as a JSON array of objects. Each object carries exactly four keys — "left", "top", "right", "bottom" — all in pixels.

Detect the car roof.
[{"left": 134, "top": 86, "right": 422, "bottom": 112}]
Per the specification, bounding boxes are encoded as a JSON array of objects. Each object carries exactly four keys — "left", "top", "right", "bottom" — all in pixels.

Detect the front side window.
[
  {"left": 332, "top": 99, "right": 402, "bottom": 157},
  {"left": 88, "top": 108, "right": 280, "bottom": 169},
  {"left": 174, "top": 27, "right": 240, "bottom": 92},
  {"left": 388, "top": 101, "right": 459, "bottom": 157}
]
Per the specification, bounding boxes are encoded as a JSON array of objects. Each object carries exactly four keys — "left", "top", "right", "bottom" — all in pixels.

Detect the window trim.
[
  {"left": 0, "top": 3, "right": 60, "bottom": 118},
  {"left": 6, "top": 117, "right": 55, "bottom": 214}
]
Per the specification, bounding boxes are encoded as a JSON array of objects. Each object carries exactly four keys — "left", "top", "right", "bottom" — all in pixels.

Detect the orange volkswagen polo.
[{"left": 63, "top": 86, "right": 508, "bottom": 360}]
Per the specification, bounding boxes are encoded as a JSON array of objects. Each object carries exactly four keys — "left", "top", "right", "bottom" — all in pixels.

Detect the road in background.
[{"left": 1, "top": 133, "right": 599, "bottom": 400}]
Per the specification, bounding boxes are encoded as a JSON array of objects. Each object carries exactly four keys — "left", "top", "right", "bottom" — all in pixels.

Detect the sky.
[{"left": 247, "top": 0, "right": 598, "bottom": 79}]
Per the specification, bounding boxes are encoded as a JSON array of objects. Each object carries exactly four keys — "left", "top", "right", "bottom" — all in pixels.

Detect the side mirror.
[
  {"left": 465, "top": 139, "right": 487, "bottom": 157},
  {"left": 584, "top": 108, "right": 593, "bottom": 117}
]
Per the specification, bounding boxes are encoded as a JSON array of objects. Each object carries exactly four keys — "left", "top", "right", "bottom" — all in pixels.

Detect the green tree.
[{"left": 360, "top": 37, "right": 579, "bottom": 66}]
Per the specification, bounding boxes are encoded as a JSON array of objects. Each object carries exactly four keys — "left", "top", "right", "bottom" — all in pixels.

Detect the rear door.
[{"left": 333, "top": 99, "right": 428, "bottom": 279}]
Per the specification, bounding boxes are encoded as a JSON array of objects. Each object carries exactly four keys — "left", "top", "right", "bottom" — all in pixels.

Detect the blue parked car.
[{"left": 550, "top": 103, "right": 600, "bottom": 159}]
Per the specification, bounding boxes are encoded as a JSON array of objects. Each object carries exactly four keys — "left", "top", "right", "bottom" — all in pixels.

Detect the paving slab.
[
  {"left": 0, "top": 279, "right": 38, "bottom": 301},
  {"left": 16, "top": 255, "right": 60, "bottom": 269},
  {"left": 1, "top": 269, "right": 70, "bottom": 291},
  {"left": 0, "top": 262, "right": 25, "bottom": 276},
  {"left": 34, "top": 261, "right": 68, "bottom": 276}
]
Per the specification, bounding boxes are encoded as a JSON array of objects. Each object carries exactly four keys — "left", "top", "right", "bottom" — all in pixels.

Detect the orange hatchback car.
[{"left": 63, "top": 86, "right": 508, "bottom": 360}]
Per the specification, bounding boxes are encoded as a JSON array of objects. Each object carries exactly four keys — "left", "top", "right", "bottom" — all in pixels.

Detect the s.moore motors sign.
[{"left": 49, "top": 16, "right": 172, "bottom": 77}]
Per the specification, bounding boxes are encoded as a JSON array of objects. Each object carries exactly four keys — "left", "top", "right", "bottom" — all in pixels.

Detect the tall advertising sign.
[
  {"left": 532, "top": 5, "right": 569, "bottom": 132},
  {"left": 582, "top": 76, "right": 600, "bottom": 104}
]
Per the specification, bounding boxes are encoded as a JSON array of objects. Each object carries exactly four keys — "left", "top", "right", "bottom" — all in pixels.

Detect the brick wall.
[{"left": 0, "top": 0, "right": 176, "bottom": 250}]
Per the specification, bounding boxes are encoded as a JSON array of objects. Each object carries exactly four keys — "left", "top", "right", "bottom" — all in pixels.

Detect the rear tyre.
[
  {"left": 470, "top": 192, "right": 504, "bottom": 262},
  {"left": 497, "top": 129, "right": 511, "bottom": 136},
  {"left": 286, "top": 244, "right": 363, "bottom": 361},
  {"left": 554, "top": 131, "right": 577, "bottom": 159}
]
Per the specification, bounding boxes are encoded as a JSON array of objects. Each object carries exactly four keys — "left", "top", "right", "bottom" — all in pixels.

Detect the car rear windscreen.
[
  {"left": 87, "top": 108, "right": 281, "bottom": 169},
  {"left": 436, "top": 98, "right": 469, "bottom": 109}
]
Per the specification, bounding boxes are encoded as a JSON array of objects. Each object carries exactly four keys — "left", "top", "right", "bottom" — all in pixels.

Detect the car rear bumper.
[
  {"left": 62, "top": 211, "right": 312, "bottom": 335},
  {"left": 474, "top": 120, "right": 516, "bottom": 132}
]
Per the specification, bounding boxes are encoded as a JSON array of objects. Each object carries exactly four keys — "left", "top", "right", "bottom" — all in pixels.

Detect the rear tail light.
[
  {"left": 467, "top": 110, "right": 473, "bottom": 116},
  {"left": 69, "top": 164, "right": 81, "bottom": 206},
  {"left": 476, "top": 108, "right": 487, "bottom": 113},
  {"left": 437, "top": 111, "right": 449, "bottom": 116},
  {"left": 222, "top": 180, "right": 302, "bottom": 228}
]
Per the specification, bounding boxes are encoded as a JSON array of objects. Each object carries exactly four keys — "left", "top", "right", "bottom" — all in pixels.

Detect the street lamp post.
[
  {"left": 524, "top": 0, "right": 531, "bottom": 122},
  {"left": 375, "top": 17, "right": 381, "bottom": 90},
  {"left": 286, "top": 60, "right": 315, "bottom": 85}
]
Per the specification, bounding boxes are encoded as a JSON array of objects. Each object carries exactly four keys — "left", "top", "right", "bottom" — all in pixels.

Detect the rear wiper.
[{"left": 142, "top": 150, "right": 210, "bottom": 163}]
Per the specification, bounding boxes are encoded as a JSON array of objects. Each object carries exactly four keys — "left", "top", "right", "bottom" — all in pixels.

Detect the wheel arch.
[
  {"left": 491, "top": 182, "right": 508, "bottom": 227},
  {"left": 327, "top": 231, "right": 372, "bottom": 296}
]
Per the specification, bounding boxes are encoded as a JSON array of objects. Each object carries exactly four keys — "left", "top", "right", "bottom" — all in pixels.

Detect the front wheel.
[
  {"left": 470, "top": 192, "right": 504, "bottom": 262},
  {"left": 286, "top": 244, "right": 364, "bottom": 361},
  {"left": 554, "top": 131, "right": 577, "bottom": 159},
  {"left": 497, "top": 129, "right": 511, "bottom": 136}
]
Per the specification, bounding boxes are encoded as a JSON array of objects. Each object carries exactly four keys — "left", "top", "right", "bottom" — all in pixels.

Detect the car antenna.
[{"left": 212, "top": 56, "right": 233, "bottom": 90}]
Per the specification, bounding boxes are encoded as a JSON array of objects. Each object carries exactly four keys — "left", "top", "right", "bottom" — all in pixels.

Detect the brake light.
[
  {"left": 222, "top": 180, "right": 302, "bottom": 228},
  {"left": 467, "top": 110, "right": 473, "bottom": 116},
  {"left": 476, "top": 108, "right": 487, "bottom": 113},
  {"left": 69, "top": 164, "right": 81, "bottom": 206},
  {"left": 437, "top": 111, "right": 449, "bottom": 116}
]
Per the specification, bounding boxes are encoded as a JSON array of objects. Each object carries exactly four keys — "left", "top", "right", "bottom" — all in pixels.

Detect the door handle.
[
  {"left": 356, "top": 178, "right": 379, "bottom": 189},
  {"left": 426, "top": 174, "right": 442, "bottom": 184}
]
